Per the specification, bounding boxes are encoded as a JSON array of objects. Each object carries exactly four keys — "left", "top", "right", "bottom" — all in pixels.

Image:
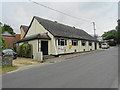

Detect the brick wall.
[{"left": 3, "top": 34, "right": 21, "bottom": 48}]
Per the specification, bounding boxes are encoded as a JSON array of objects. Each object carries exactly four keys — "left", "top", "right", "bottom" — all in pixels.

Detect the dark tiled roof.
[
  {"left": 20, "top": 25, "right": 28, "bottom": 33},
  {"left": 17, "top": 33, "right": 51, "bottom": 43},
  {"left": 34, "top": 16, "right": 98, "bottom": 41}
]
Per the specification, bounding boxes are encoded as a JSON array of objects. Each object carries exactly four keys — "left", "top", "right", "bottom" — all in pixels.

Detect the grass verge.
[{"left": 0, "top": 66, "right": 19, "bottom": 74}]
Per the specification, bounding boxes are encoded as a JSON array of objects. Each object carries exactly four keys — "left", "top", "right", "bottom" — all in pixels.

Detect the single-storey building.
[{"left": 17, "top": 16, "right": 100, "bottom": 60}]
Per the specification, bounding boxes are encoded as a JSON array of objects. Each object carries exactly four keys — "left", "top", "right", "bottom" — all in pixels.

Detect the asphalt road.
[{"left": 2, "top": 47, "right": 118, "bottom": 88}]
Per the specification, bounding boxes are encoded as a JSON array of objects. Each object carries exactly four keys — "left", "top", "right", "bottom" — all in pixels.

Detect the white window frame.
[
  {"left": 81, "top": 40, "right": 86, "bottom": 46},
  {"left": 89, "top": 41, "right": 92, "bottom": 46},
  {"left": 58, "top": 38, "right": 67, "bottom": 46},
  {"left": 72, "top": 40, "right": 78, "bottom": 46}
]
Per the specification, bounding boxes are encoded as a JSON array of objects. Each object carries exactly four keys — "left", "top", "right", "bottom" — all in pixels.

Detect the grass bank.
[{"left": 0, "top": 66, "right": 18, "bottom": 74}]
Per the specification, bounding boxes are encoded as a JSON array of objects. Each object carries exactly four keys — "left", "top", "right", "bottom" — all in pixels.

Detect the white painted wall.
[
  {"left": 21, "top": 17, "right": 100, "bottom": 56},
  {"left": 56, "top": 39, "right": 99, "bottom": 54},
  {"left": 25, "top": 18, "right": 58, "bottom": 55}
]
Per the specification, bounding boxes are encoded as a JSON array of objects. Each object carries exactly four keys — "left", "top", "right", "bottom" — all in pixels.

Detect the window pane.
[
  {"left": 89, "top": 42, "right": 92, "bottom": 46},
  {"left": 72, "top": 40, "right": 78, "bottom": 46},
  {"left": 82, "top": 41, "right": 86, "bottom": 46},
  {"left": 65, "top": 40, "right": 67, "bottom": 45},
  {"left": 61, "top": 41, "right": 64, "bottom": 46},
  {"left": 58, "top": 39, "right": 60, "bottom": 45}
]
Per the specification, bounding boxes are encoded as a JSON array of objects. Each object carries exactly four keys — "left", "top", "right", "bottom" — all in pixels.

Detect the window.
[
  {"left": 82, "top": 41, "right": 86, "bottom": 46},
  {"left": 89, "top": 42, "right": 92, "bottom": 46},
  {"left": 72, "top": 40, "right": 78, "bottom": 46},
  {"left": 58, "top": 38, "right": 67, "bottom": 46}
]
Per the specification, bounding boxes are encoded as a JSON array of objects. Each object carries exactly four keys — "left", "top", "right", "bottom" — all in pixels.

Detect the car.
[
  {"left": 2, "top": 49, "right": 17, "bottom": 59},
  {"left": 101, "top": 43, "right": 110, "bottom": 49}
]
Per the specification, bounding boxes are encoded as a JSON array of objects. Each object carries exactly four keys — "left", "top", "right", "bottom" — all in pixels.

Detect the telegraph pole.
[{"left": 93, "top": 22, "right": 96, "bottom": 37}]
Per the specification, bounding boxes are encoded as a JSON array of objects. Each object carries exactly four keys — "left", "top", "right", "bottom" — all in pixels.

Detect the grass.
[
  {"left": 0, "top": 66, "right": 18, "bottom": 74},
  {"left": 13, "top": 57, "right": 40, "bottom": 67}
]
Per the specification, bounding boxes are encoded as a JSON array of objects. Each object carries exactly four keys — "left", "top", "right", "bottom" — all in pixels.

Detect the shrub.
[
  {"left": 18, "top": 43, "right": 32, "bottom": 58},
  {"left": 108, "top": 41, "right": 116, "bottom": 46},
  {"left": 10, "top": 46, "right": 16, "bottom": 52}
]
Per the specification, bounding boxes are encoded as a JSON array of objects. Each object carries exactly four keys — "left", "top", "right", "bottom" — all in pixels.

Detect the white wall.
[
  {"left": 23, "top": 17, "right": 100, "bottom": 56},
  {"left": 25, "top": 18, "right": 58, "bottom": 55},
  {"left": 56, "top": 38, "right": 99, "bottom": 54}
]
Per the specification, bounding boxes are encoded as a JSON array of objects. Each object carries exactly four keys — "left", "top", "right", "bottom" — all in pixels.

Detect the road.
[{"left": 2, "top": 47, "right": 118, "bottom": 88}]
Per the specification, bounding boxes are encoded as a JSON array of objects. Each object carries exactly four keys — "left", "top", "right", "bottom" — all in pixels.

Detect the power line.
[
  {"left": 29, "top": 0, "right": 92, "bottom": 23},
  {"left": 29, "top": 0, "right": 98, "bottom": 36}
]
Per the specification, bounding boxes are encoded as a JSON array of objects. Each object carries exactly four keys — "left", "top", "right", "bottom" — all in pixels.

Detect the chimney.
[{"left": 54, "top": 21, "right": 57, "bottom": 23}]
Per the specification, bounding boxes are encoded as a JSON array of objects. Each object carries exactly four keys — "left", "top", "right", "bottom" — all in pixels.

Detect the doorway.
[
  {"left": 41, "top": 41, "right": 48, "bottom": 55},
  {"left": 95, "top": 42, "right": 97, "bottom": 50}
]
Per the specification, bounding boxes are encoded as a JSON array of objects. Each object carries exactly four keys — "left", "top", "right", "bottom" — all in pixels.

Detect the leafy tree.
[
  {"left": 0, "top": 23, "right": 6, "bottom": 49},
  {"left": 0, "top": 22, "right": 2, "bottom": 34},
  {"left": 0, "top": 22, "right": 2, "bottom": 26},
  {"left": 102, "top": 30, "right": 118, "bottom": 46},
  {"left": 102, "top": 30, "right": 118, "bottom": 40},
  {"left": 0, "top": 22, "right": 16, "bottom": 49},
  {"left": 2, "top": 24, "right": 16, "bottom": 35},
  {"left": 0, "top": 37, "right": 7, "bottom": 49}
]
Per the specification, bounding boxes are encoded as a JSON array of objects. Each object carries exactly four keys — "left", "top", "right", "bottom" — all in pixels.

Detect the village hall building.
[{"left": 17, "top": 16, "right": 100, "bottom": 60}]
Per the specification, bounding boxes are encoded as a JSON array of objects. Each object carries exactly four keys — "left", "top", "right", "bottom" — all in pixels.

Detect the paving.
[
  {"left": 45, "top": 50, "right": 104, "bottom": 63},
  {"left": 2, "top": 47, "right": 118, "bottom": 88}
]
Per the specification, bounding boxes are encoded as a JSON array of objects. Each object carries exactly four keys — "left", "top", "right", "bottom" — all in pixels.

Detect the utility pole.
[{"left": 93, "top": 22, "right": 96, "bottom": 37}]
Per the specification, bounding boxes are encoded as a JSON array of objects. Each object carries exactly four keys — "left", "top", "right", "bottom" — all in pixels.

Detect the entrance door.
[
  {"left": 41, "top": 41, "right": 48, "bottom": 55},
  {"left": 95, "top": 42, "right": 97, "bottom": 50}
]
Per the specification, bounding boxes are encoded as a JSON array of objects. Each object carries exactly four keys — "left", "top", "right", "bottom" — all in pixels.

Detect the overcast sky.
[{"left": 0, "top": 1, "right": 119, "bottom": 36}]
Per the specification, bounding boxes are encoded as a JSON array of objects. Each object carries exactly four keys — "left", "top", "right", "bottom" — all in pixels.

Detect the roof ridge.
[
  {"left": 25, "top": 16, "right": 98, "bottom": 41},
  {"left": 34, "top": 16, "right": 84, "bottom": 31}
]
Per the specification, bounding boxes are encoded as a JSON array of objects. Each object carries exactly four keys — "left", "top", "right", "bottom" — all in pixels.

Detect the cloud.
[{"left": 2, "top": 2, "right": 118, "bottom": 36}]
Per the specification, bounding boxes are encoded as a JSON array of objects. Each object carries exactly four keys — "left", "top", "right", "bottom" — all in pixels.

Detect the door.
[
  {"left": 95, "top": 42, "right": 97, "bottom": 50},
  {"left": 41, "top": 41, "right": 48, "bottom": 55}
]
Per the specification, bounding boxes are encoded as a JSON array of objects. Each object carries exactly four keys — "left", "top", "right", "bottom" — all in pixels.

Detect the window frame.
[
  {"left": 72, "top": 40, "right": 78, "bottom": 46},
  {"left": 89, "top": 42, "right": 92, "bottom": 46},
  {"left": 81, "top": 41, "right": 86, "bottom": 46},
  {"left": 58, "top": 38, "right": 67, "bottom": 46}
]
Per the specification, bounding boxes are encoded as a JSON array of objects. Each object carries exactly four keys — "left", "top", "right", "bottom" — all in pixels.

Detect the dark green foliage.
[
  {"left": 0, "top": 22, "right": 16, "bottom": 49},
  {"left": 18, "top": 43, "right": 32, "bottom": 58},
  {"left": 0, "top": 37, "right": 7, "bottom": 49},
  {"left": 107, "top": 41, "right": 117, "bottom": 46},
  {"left": 102, "top": 29, "right": 118, "bottom": 45},
  {"left": 102, "top": 30, "right": 118, "bottom": 40},
  {"left": 10, "top": 46, "right": 16, "bottom": 52},
  {"left": 2, "top": 24, "right": 16, "bottom": 35}
]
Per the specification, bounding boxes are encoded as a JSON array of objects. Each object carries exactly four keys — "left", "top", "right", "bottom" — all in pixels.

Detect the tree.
[
  {"left": 102, "top": 30, "right": 118, "bottom": 40},
  {"left": 0, "top": 22, "right": 16, "bottom": 49},
  {"left": 0, "top": 22, "right": 2, "bottom": 26},
  {"left": 102, "top": 30, "right": 118, "bottom": 46},
  {"left": 0, "top": 22, "right": 2, "bottom": 34},
  {"left": 2, "top": 24, "right": 16, "bottom": 35},
  {"left": 0, "top": 37, "right": 7, "bottom": 49}
]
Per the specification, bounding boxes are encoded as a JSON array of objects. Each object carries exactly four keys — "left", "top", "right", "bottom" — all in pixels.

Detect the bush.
[
  {"left": 18, "top": 43, "right": 32, "bottom": 58},
  {"left": 108, "top": 41, "right": 116, "bottom": 46},
  {"left": 10, "top": 46, "right": 16, "bottom": 52}
]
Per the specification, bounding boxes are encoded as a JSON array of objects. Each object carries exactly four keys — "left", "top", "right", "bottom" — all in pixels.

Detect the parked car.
[
  {"left": 101, "top": 43, "right": 110, "bottom": 49},
  {"left": 2, "top": 49, "right": 17, "bottom": 59}
]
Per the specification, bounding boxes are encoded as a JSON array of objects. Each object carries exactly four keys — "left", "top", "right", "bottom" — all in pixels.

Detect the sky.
[{"left": 0, "top": 0, "right": 119, "bottom": 36}]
